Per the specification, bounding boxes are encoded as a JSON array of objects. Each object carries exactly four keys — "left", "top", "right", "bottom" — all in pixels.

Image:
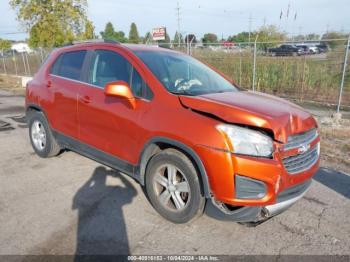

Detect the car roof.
[
  {"left": 57, "top": 41, "right": 178, "bottom": 55},
  {"left": 123, "top": 44, "right": 176, "bottom": 53}
]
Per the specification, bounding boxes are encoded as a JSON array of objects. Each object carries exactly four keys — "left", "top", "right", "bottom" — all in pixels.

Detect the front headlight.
[{"left": 217, "top": 124, "right": 273, "bottom": 157}]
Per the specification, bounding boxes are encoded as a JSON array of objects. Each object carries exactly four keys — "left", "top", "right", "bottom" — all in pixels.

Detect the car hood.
[{"left": 179, "top": 91, "right": 317, "bottom": 143}]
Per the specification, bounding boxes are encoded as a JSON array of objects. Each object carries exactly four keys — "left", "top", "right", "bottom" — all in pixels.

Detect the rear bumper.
[{"left": 211, "top": 179, "right": 312, "bottom": 222}]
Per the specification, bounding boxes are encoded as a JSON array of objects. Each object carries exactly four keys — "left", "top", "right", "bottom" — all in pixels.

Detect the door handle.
[
  {"left": 46, "top": 80, "right": 52, "bottom": 88},
  {"left": 80, "top": 95, "right": 91, "bottom": 104}
]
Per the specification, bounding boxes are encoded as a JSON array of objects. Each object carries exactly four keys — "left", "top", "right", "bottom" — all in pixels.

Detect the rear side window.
[
  {"left": 51, "top": 50, "right": 86, "bottom": 81},
  {"left": 50, "top": 55, "right": 62, "bottom": 75}
]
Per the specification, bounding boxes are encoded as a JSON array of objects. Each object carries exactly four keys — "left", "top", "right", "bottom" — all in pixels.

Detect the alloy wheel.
[
  {"left": 31, "top": 120, "right": 47, "bottom": 151},
  {"left": 152, "top": 164, "right": 191, "bottom": 211}
]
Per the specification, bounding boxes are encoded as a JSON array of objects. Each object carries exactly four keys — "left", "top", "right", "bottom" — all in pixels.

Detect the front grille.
[
  {"left": 283, "top": 143, "right": 319, "bottom": 174},
  {"left": 284, "top": 128, "right": 318, "bottom": 150}
]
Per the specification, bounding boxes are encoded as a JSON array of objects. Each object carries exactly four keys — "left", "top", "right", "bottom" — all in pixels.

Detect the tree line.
[{"left": 5, "top": 0, "right": 349, "bottom": 49}]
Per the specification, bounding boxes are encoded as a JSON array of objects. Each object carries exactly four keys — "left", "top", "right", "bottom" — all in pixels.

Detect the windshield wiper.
[{"left": 170, "top": 90, "right": 196, "bottom": 96}]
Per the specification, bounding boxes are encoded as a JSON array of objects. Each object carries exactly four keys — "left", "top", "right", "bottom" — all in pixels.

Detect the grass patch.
[{"left": 193, "top": 48, "right": 349, "bottom": 104}]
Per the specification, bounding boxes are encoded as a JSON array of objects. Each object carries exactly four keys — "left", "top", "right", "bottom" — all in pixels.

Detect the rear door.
[
  {"left": 49, "top": 50, "right": 87, "bottom": 139},
  {"left": 77, "top": 48, "right": 153, "bottom": 165}
]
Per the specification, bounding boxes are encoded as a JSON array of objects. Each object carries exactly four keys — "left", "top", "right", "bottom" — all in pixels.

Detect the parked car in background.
[
  {"left": 268, "top": 44, "right": 303, "bottom": 56},
  {"left": 296, "top": 45, "right": 311, "bottom": 55},
  {"left": 26, "top": 40, "right": 320, "bottom": 224},
  {"left": 316, "top": 43, "right": 329, "bottom": 53},
  {"left": 307, "top": 45, "right": 319, "bottom": 54}
]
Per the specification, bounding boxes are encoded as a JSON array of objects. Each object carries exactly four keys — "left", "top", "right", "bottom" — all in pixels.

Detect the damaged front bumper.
[{"left": 211, "top": 179, "right": 312, "bottom": 222}]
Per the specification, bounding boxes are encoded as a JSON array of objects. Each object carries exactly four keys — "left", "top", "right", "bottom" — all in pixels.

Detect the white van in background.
[{"left": 11, "top": 42, "right": 32, "bottom": 53}]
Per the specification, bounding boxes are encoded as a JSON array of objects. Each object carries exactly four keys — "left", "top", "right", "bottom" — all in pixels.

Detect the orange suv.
[{"left": 26, "top": 40, "right": 320, "bottom": 223}]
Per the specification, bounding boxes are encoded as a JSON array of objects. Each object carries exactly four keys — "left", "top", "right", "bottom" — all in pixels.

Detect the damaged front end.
[{"left": 209, "top": 179, "right": 312, "bottom": 223}]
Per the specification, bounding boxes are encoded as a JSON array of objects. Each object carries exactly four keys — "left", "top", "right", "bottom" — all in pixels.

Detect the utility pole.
[
  {"left": 298, "top": 26, "right": 303, "bottom": 42},
  {"left": 248, "top": 13, "right": 252, "bottom": 44},
  {"left": 298, "top": 26, "right": 302, "bottom": 36},
  {"left": 252, "top": 34, "right": 259, "bottom": 91},
  {"left": 176, "top": 2, "right": 181, "bottom": 46},
  {"left": 337, "top": 35, "right": 350, "bottom": 113}
]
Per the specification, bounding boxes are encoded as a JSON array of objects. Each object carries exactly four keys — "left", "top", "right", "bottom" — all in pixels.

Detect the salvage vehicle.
[{"left": 25, "top": 40, "right": 320, "bottom": 223}]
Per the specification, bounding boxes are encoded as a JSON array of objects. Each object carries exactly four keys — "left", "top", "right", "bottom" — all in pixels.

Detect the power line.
[{"left": 0, "top": 31, "right": 26, "bottom": 35}]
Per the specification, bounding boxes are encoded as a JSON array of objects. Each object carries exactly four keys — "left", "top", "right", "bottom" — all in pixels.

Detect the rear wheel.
[
  {"left": 145, "top": 149, "right": 205, "bottom": 223},
  {"left": 28, "top": 111, "right": 61, "bottom": 158}
]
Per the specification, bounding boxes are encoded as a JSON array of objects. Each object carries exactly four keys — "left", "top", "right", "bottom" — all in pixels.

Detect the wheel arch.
[
  {"left": 138, "top": 137, "right": 211, "bottom": 198},
  {"left": 26, "top": 104, "right": 55, "bottom": 132},
  {"left": 26, "top": 104, "right": 44, "bottom": 118}
]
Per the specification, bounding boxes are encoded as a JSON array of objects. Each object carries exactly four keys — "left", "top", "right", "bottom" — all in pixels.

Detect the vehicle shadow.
[
  {"left": 313, "top": 167, "right": 350, "bottom": 199},
  {"left": 72, "top": 166, "right": 137, "bottom": 260}
]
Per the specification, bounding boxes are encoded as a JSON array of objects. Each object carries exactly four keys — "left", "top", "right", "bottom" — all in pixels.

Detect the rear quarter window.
[{"left": 51, "top": 50, "right": 87, "bottom": 81}]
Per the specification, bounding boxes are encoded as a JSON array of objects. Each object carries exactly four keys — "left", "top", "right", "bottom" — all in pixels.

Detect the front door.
[{"left": 77, "top": 48, "right": 153, "bottom": 166}]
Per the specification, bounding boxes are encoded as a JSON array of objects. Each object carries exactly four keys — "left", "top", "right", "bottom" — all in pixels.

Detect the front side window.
[
  {"left": 52, "top": 50, "right": 86, "bottom": 80},
  {"left": 89, "top": 49, "right": 153, "bottom": 100},
  {"left": 89, "top": 50, "right": 131, "bottom": 88},
  {"left": 134, "top": 51, "right": 238, "bottom": 96}
]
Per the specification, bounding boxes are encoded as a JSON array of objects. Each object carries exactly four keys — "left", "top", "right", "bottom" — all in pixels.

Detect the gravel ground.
[{"left": 0, "top": 89, "right": 349, "bottom": 257}]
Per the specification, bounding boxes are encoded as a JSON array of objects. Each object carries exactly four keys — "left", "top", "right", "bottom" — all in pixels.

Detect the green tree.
[
  {"left": 0, "top": 39, "right": 11, "bottom": 50},
  {"left": 83, "top": 20, "right": 96, "bottom": 39},
  {"left": 185, "top": 34, "right": 197, "bottom": 44},
  {"left": 228, "top": 32, "right": 251, "bottom": 43},
  {"left": 128, "top": 22, "right": 140, "bottom": 43},
  {"left": 292, "top": 33, "right": 321, "bottom": 42},
  {"left": 173, "top": 32, "right": 183, "bottom": 47},
  {"left": 76, "top": 20, "right": 96, "bottom": 40},
  {"left": 10, "top": 0, "right": 92, "bottom": 47},
  {"left": 100, "top": 22, "right": 127, "bottom": 43},
  {"left": 202, "top": 33, "right": 218, "bottom": 45},
  {"left": 256, "top": 25, "right": 286, "bottom": 50},
  {"left": 100, "top": 22, "right": 115, "bottom": 40},
  {"left": 322, "top": 31, "right": 347, "bottom": 49}
]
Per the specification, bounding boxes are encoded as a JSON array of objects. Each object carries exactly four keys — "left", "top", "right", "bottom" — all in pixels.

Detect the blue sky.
[{"left": 1, "top": 0, "right": 349, "bottom": 41}]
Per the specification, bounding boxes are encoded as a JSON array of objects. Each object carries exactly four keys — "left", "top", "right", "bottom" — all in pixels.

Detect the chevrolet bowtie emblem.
[{"left": 298, "top": 143, "right": 310, "bottom": 154}]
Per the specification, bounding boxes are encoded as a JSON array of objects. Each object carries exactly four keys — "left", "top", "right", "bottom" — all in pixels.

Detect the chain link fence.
[
  {"left": 0, "top": 48, "right": 51, "bottom": 77},
  {"left": 188, "top": 38, "right": 350, "bottom": 110},
  {"left": 0, "top": 38, "right": 349, "bottom": 111}
]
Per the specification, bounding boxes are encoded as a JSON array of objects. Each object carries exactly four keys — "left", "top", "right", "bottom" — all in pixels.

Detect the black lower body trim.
[
  {"left": 54, "top": 131, "right": 139, "bottom": 181},
  {"left": 277, "top": 179, "right": 311, "bottom": 203}
]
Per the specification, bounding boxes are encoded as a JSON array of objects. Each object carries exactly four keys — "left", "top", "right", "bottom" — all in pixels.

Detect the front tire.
[
  {"left": 28, "top": 111, "right": 61, "bottom": 158},
  {"left": 145, "top": 148, "right": 205, "bottom": 223}
]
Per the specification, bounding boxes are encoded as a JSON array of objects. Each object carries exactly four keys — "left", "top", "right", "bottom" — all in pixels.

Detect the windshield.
[{"left": 134, "top": 50, "right": 238, "bottom": 96}]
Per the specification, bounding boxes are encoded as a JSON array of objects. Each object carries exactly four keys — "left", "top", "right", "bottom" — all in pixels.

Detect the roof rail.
[{"left": 72, "top": 39, "right": 121, "bottom": 45}]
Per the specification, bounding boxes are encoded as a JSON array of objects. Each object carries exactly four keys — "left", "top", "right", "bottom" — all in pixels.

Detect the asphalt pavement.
[{"left": 0, "top": 90, "right": 349, "bottom": 256}]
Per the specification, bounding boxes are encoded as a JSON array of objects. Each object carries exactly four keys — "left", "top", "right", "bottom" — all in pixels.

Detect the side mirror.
[
  {"left": 105, "top": 81, "right": 133, "bottom": 99},
  {"left": 104, "top": 81, "right": 136, "bottom": 108}
]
